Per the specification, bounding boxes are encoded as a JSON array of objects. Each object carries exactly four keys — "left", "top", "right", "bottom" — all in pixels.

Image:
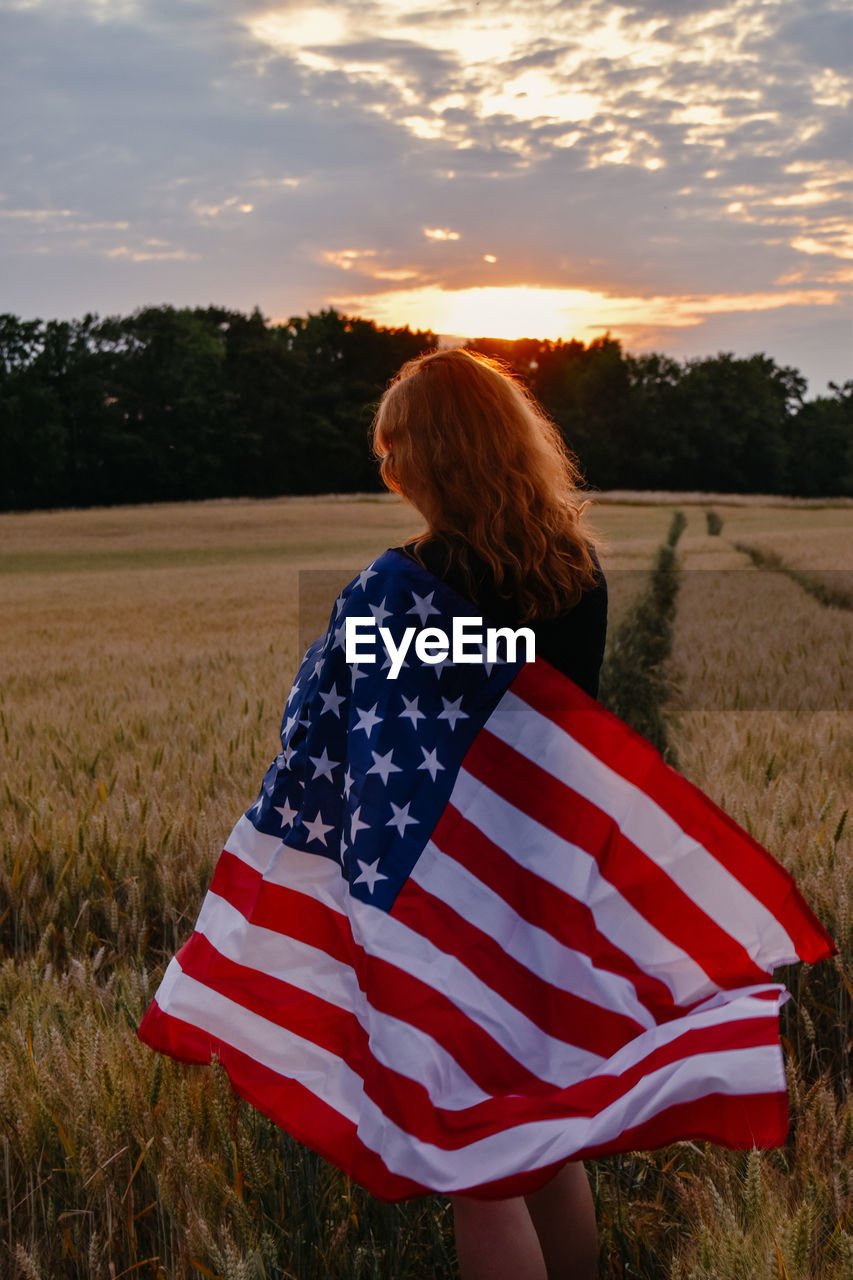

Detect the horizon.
[{"left": 6, "top": 298, "right": 847, "bottom": 402}]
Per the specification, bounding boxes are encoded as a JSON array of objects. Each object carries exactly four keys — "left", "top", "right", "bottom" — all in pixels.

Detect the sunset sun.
[
  {"left": 327, "top": 282, "right": 840, "bottom": 348},
  {"left": 345, "top": 285, "right": 608, "bottom": 343}
]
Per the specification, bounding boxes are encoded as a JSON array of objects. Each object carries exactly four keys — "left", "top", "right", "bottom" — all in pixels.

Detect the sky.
[{"left": 1, "top": 0, "right": 851, "bottom": 393}]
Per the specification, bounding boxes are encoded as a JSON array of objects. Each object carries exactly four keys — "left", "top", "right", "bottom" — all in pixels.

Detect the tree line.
[{"left": 0, "top": 305, "right": 850, "bottom": 511}]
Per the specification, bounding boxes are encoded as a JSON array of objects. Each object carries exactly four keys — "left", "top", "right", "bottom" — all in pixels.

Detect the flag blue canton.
[{"left": 247, "top": 549, "right": 525, "bottom": 911}]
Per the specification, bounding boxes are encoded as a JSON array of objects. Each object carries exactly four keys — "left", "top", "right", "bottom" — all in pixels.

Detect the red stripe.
[
  {"left": 180, "top": 927, "right": 641, "bottom": 1150},
  {"left": 174, "top": 929, "right": 493, "bottom": 1147},
  {"left": 459, "top": 1090, "right": 790, "bottom": 1200},
  {"left": 136, "top": 999, "right": 428, "bottom": 1201},
  {"left": 431, "top": 804, "right": 680, "bottom": 1022},
  {"left": 138, "top": 993, "right": 788, "bottom": 1200},
  {"left": 463, "top": 728, "right": 770, "bottom": 991},
  {"left": 512, "top": 660, "right": 835, "bottom": 963},
  {"left": 391, "top": 876, "right": 646, "bottom": 1057},
  {"left": 180, "top": 926, "right": 783, "bottom": 1136},
  {"left": 210, "top": 851, "right": 352, "bottom": 966},
  {"left": 142, "top": 927, "right": 783, "bottom": 1152},
  {"left": 178, "top": 929, "right": 373, "bottom": 1072},
  {"left": 573, "top": 1087, "right": 789, "bottom": 1159},
  {"left": 209, "top": 848, "right": 549, "bottom": 1095}
]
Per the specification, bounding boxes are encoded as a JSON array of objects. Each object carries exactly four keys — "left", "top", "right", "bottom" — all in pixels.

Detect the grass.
[
  {"left": 598, "top": 512, "right": 685, "bottom": 758},
  {"left": 733, "top": 542, "right": 853, "bottom": 611},
  {"left": 1, "top": 494, "right": 850, "bottom": 1278},
  {"left": 660, "top": 507, "right": 852, "bottom": 1279}
]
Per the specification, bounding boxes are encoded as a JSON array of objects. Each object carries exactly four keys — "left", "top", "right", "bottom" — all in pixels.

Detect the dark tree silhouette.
[{"left": 0, "top": 307, "right": 848, "bottom": 510}]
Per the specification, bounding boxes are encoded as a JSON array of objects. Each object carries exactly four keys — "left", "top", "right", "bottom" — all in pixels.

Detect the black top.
[{"left": 392, "top": 540, "right": 608, "bottom": 700}]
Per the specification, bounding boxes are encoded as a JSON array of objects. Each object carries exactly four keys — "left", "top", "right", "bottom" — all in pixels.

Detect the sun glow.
[
  {"left": 330, "top": 286, "right": 600, "bottom": 341},
  {"left": 328, "top": 284, "right": 842, "bottom": 344}
]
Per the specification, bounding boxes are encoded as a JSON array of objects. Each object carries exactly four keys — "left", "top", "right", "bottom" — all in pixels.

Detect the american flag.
[{"left": 138, "top": 549, "right": 835, "bottom": 1200}]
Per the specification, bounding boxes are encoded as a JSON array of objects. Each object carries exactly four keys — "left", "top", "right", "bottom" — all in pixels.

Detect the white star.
[
  {"left": 353, "top": 703, "right": 382, "bottom": 736},
  {"left": 313, "top": 657, "right": 324, "bottom": 678},
  {"left": 299, "top": 714, "right": 311, "bottom": 729},
  {"left": 354, "top": 858, "right": 388, "bottom": 894},
  {"left": 343, "top": 766, "right": 354, "bottom": 799},
  {"left": 285, "top": 678, "right": 301, "bottom": 705},
  {"left": 309, "top": 747, "right": 340, "bottom": 783},
  {"left": 334, "top": 594, "right": 346, "bottom": 617},
  {"left": 332, "top": 620, "right": 347, "bottom": 651},
  {"left": 407, "top": 590, "right": 441, "bottom": 626},
  {"left": 302, "top": 809, "right": 334, "bottom": 847},
  {"left": 369, "top": 596, "right": 392, "bottom": 627},
  {"left": 274, "top": 798, "right": 299, "bottom": 829},
  {"left": 282, "top": 743, "right": 296, "bottom": 767},
  {"left": 356, "top": 565, "right": 378, "bottom": 592},
  {"left": 367, "top": 747, "right": 402, "bottom": 785},
  {"left": 438, "top": 695, "right": 469, "bottom": 731},
  {"left": 417, "top": 745, "right": 445, "bottom": 781},
  {"left": 399, "top": 695, "right": 425, "bottom": 728},
  {"left": 319, "top": 683, "right": 346, "bottom": 717},
  {"left": 283, "top": 712, "right": 298, "bottom": 737},
  {"left": 386, "top": 801, "right": 419, "bottom": 836},
  {"left": 350, "top": 805, "right": 371, "bottom": 842},
  {"left": 349, "top": 664, "right": 369, "bottom": 687}
]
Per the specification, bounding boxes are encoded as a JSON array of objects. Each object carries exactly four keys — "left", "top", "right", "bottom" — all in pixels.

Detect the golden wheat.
[
  {"left": 1, "top": 496, "right": 850, "bottom": 1279},
  {"left": 661, "top": 509, "right": 852, "bottom": 1280}
]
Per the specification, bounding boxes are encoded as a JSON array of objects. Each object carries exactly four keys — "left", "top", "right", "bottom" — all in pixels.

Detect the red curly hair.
[{"left": 371, "top": 347, "right": 599, "bottom": 622}]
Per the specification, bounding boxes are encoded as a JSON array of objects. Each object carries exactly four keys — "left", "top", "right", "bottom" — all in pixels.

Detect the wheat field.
[{"left": 1, "top": 495, "right": 850, "bottom": 1279}]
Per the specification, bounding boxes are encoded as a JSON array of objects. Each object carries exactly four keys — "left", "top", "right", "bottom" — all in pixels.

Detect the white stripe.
[
  {"left": 449, "top": 767, "right": 711, "bottom": 1005},
  {"left": 225, "top": 815, "right": 284, "bottom": 874},
  {"left": 222, "top": 814, "right": 676, "bottom": 1075},
  {"left": 155, "top": 964, "right": 785, "bottom": 1190},
  {"left": 347, "top": 892, "right": 605, "bottom": 1084},
  {"left": 194, "top": 891, "right": 489, "bottom": 1109},
  {"left": 225, "top": 814, "right": 349, "bottom": 912},
  {"left": 590, "top": 986, "right": 783, "bottom": 1074},
  {"left": 197, "top": 874, "right": 785, "bottom": 1107},
  {"left": 690, "top": 984, "right": 786, "bottom": 1016},
  {"left": 489, "top": 691, "right": 798, "bottom": 964},
  {"left": 222, "top": 795, "right": 756, "bottom": 1085},
  {"left": 410, "top": 840, "right": 656, "bottom": 1031},
  {"left": 216, "top": 837, "right": 602, "bottom": 1084},
  {"left": 228, "top": 837, "right": 606, "bottom": 1084},
  {"left": 156, "top": 960, "right": 365, "bottom": 1125}
]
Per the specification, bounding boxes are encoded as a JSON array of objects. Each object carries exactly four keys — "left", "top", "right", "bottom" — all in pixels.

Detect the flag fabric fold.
[{"left": 137, "top": 548, "right": 835, "bottom": 1200}]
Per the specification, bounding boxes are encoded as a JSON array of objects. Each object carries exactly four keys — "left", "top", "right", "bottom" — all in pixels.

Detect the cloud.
[
  {"left": 614, "top": 0, "right": 724, "bottom": 18},
  {"left": 776, "top": 5, "right": 853, "bottom": 73},
  {"left": 104, "top": 241, "right": 200, "bottom": 262},
  {"left": 0, "top": 0, "right": 849, "bottom": 392},
  {"left": 329, "top": 280, "right": 842, "bottom": 339}
]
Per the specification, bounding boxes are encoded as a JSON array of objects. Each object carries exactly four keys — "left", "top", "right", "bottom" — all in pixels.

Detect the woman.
[
  {"left": 372, "top": 347, "right": 604, "bottom": 1279},
  {"left": 138, "top": 348, "right": 833, "bottom": 1280},
  {"left": 374, "top": 347, "right": 607, "bottom": 701}
]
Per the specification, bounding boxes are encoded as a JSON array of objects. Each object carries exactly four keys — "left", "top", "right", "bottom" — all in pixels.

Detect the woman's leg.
[
  {"left": 449, "top": 1193, "right": 547, "bottom": 1280},
  {"left": 524, "top": 1162, "right": 598, "bottom": 1280},
  {"left": 449, "top": 1164, "right": 597, "bottom": 1280}
]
